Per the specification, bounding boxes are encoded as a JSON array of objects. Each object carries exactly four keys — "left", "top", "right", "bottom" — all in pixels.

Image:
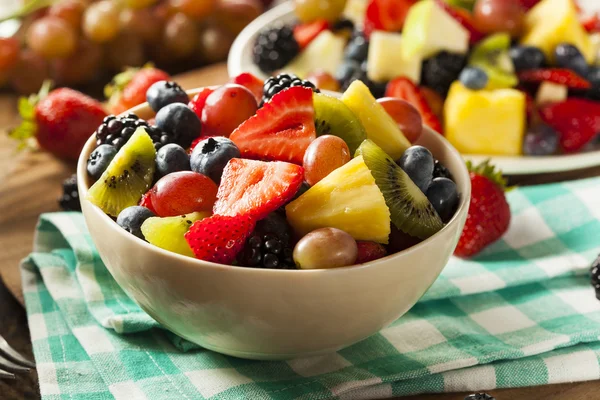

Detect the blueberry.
[
  {"left": 426, "top": 177, "right": 459, "bottom": 223},
  {"left": 586, "top": 67, "right": 600, "bottom": 100},
  {"left": 116, "top": 206, "right": 155, "bottom": 239},
  {"left": 156, "top": 143, "right": 190, "bottom": 178},
  {"left": 459, "top": 67, "right": 488, "bottom": 90},
  {"left": 190, "top": 137, "right": 240, "bottom": 183},
  {"left": 398, "top": 146, "right": 434, "bottom": 193},
  {"left": 146, "top": 81, "right": 190, "bottom": 113},
  {"left": 523, "top": 124, "right": 559, "bottom": 156},
  {"left": 554, "top": 43, "right": 589, "bottom": 77},
  {"left": 87, "top": 144, "right": 117, "bottom": 180},
  {"left": 509, "top": 46, "right": 546, "bottom": 72},
  {"left": 155, "top": 103, "right": 201, "bottom": 149},
  {"left": 344, "top": 34, "right": 369, "bottom": 62},
  {"left": 335, "top": 59, "right": 362, "bottom": 84}
]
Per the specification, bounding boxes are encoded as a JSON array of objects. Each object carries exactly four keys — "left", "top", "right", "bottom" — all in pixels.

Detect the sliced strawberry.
[
  {"left": 185, "top": 214, "right": 255, "bottom": 264},
  {"left": 385, "top": 77, "right": 443, "bottom": 134},
  {"left": 229, "top": 86, "right": 316, "bottom": 164},
  {"left": 364, "top": 0, "right": 417, "bottom": 37},
  {"left": 229, "top": 72, "right": 264, "bottom": 104},
  {"left": 538, "top": 98, "right": 600, "bottom": 153},
  {"left": 518, "top": 68, "right": 591, "bottom": 89},
  {"left": 524, "top": 91, "right": 536, "bottom": 123},
  {"left": 435, "top": 0, "right": 485, "bottom": 44},
  {"left": 356, "top": 241, "right": 388, "bottom": 264},
  {"left": 214, "top": 158, "right": 304, "bottom": 219},
  {"left": 581, "top": 13, "right": 600, "bottom": 33},
  {"left": 293, "top": 20, "right": 330, "bottom": 49},
  {"left": 188, "top": 87, "right": 214, "bottom": 119},
  {"left": 139, "top": 191, "right": 157, "bottom": 215}
]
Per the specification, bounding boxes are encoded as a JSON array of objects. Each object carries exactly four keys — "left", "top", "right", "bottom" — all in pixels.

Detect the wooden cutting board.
[{"left": 1, "top": 62, "right": 599, "bottom": 400}]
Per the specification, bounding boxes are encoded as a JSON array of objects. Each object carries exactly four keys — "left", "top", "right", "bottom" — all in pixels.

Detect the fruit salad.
[
  {"left": 251, "top": 0, "right": 600, "bottom": 157},
  {"left": 84, "top": 73, "right": 461, "bottom": 269}
]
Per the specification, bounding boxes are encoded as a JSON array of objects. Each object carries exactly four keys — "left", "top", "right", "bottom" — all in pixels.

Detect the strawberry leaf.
[{"left": 466, "top": 159, "right": 508, "bottom": 190}]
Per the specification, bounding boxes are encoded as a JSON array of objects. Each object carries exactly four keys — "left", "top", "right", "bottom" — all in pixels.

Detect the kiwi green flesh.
[
  {"left": 357, "top": 139, "right": 443, "bottom": 240},
  {"left": 87, "top": 128, "right": 156, "bottom": 217},
  {"left": 469, "top": 34, "right": 518, "bottom": 88},
  {"left": 313, "top": 93, "right": 367, "bottom": 154}
]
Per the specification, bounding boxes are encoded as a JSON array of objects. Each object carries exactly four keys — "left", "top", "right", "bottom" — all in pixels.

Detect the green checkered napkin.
[{"left": 22, "top": 177, "right": 600, "bottom": 400}]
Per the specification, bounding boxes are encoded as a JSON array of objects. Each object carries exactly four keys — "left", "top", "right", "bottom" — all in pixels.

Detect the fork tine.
[
  {"left": 0, "top": 335, "right": 35, "bottom": 368},
  {"left": 0, "top": 354, "right": 30, "bottom": 373},
  {"left": 0, "top": 368, "right": 15, "bottom": 380}
]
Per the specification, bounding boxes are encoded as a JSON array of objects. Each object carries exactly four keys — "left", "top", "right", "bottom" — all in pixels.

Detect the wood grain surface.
[{"left": 1, "top": 63, "right": 599, "bottom": 399}]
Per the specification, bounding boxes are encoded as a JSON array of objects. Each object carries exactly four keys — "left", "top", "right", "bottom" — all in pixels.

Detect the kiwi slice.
[
  {"left": 141, "top": 212, "right": 208, "bottom": 257},
  {"left": 313, "top": 92, "right": 367, "bottom": 154},
  {"left": 469, "top": 33, "right": 518, "bottom": 89},
  {"left": 87, "top": 127, "right": 156, "bottom": 217},
  {"left": 356, "top": 139, "right": 443, "bottom": 239}
]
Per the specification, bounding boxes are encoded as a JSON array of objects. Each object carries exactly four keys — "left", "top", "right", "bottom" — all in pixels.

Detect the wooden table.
[{"left": 1, "top": 63, "right": 599, "bottom": 400}]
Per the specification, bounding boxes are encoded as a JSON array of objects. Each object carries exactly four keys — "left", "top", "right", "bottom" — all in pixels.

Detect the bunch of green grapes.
[{"left": 1, "top": 0, "right": 269, "bottom": 94}]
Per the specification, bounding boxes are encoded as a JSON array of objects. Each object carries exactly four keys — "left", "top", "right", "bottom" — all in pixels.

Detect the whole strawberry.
[
  {"left": 105, "top": 65, "right": 170, "bottom": 115},
  {"left": 454, "top": 161, "right": 510, "bottom": 258},
  {"left": 10, "top": 82, "right": 107, "bottom": 160}
]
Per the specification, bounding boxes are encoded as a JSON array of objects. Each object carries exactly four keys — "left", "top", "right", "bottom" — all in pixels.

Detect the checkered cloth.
[{"left": 22, "top": 177, "right": 600, "bottom": 400}]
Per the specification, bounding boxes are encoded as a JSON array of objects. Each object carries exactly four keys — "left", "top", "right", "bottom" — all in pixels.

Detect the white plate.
[{"left": 228, "top": 1, "right": 600, "bottom": 175}]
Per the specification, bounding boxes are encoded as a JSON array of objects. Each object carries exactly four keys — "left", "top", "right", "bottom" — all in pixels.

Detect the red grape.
[
  {"left": 215, "top": 0, "right": 263, "bottom": 35},
  {"left": 303, "top": 135, "right": 351, "bottom": 186},
  {"left": 473, "top": 0, "right": 525, "bottom": 37},
  {"left": 197, "top": 23, "right": 235, "bottom": 63},
  {"left": 83, "top": 0, "right": 121, "bottom": 43},
  {"left": 105, "top": 32, "right": 145, "bottom": 71},
  {"left": 0, "top": 37, "right": 19, "bottom": 72},
  {"left": 10, "top": 49, "right": 49, "bottom": 95},
  {"left": 48, "top": 0, "right": 85, "bottom": 31},
  {"left": 26, "top": 16, "right": 77, "bottom": 59},
  {"left": 150, "top": 171, "right": 218, "bottom": 217},
  {"left": 201, "top": 84, "right": 258, "bottom": 137},
  {"left": 377, "top": 97, "right": 423, "bottom": 143},
  {"left": 119, "top": 8, "right": 163, "bottom": 43},
  {"left": 170, "top": 0, "right": 216, "bottom": 20},
  {"left": 51, "top": 39, "right": 103, "bottom": 85},
  {"left": 162, "top": 13, "right": 198, "bottom": 58}
]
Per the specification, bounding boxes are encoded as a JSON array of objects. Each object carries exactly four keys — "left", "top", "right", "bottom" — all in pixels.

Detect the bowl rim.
[{"left": 77, "top": 87, "right": 471, "bottom": 276}]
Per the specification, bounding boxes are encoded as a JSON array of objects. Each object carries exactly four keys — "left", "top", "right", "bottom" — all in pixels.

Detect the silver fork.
[{"left": 0, "top": 334, "right": 35, "bottom": 380}]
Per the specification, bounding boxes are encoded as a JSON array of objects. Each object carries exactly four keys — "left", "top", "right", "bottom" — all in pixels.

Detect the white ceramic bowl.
[{"left": 77, "top": 88, "right": 471, "bottom": 360}]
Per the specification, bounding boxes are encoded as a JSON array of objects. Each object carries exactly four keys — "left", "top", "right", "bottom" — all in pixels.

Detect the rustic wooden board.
[{"left": 1, "top": 63, "right": 599, "bottom": 399}]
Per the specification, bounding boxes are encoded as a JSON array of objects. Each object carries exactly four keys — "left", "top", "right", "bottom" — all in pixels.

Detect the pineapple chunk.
[
  {"left": 590, "top": 33, "right": 600, "bottom": 66},
  {"left": 343, "top": 0, "right": 368, "bottom": 28},
  {"left": 286, "top": 156, "right": 391, "bottom": 244},
  {"left": 341, "top": 80, "right": 410, "bottom": 160},
  {"left": 281, "top": 31, "right": 346, "bottom": 79},
  {"left": 367, "top": 31, "right": 422, "bottom": 83},
  {"left": 444, "top": 82, "right": 526, "bottom": 156},
  {"left": 521, "top": 0, "right": 594, "bottom": 63},
  {"left": 401, "top": 0, "right": 469, "bottom": 60}
]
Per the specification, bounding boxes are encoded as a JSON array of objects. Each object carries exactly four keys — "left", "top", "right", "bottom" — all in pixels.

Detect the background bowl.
[
  {"left": 77, "top": 88, "right": 471, "bottom": 360},
  {"left": 227, "top": 2, "right": 600, "bottom": 176}
]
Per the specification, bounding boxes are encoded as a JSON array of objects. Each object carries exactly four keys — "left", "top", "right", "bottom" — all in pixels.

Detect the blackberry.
[
  {"left": 253, "top": 25, "right": 300, "bottom": 73},
  {"left": 261, "top": 73, "right": 319, "bottom": 105},
  {"left": 95, "top": 113, "right": 170, "bottom": 151},
  {"left": 239, "top": 213, "right": 295, "bottom": 269},
  {"left": 421, "top": 51, "right": 467, "bottom": 96},
  {"left": 591, "top": 254, "right": 600, "bottom": 300},
  {"left": 464, "top": 394, "right": 495, "bottom": 400},
  {"left": 58, "top": 174, "right": 81, "bottom": 212},
  {"left": 433, "top": 159, "right": 453, "bottom": 181}
]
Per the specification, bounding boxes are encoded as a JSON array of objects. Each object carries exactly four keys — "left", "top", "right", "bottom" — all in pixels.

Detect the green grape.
[
  {"left": 26, "top": 16, "right": 77, "bottom": 59},
  {"left": 294, "top": 0, "right": 347, "bottom": 23},
  {"left": 83, "top": 0, "right": 121, "bottom": 43}
]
